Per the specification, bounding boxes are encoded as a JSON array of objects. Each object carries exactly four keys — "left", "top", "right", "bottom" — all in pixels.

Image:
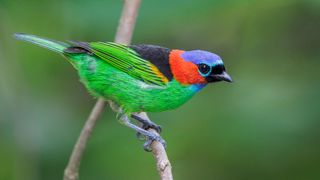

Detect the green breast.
[{"left": 69, "top": 54, "right": 200, "bottom": 113}]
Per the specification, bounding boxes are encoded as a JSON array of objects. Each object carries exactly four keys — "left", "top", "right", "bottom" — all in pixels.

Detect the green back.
[{"left": 89, "top": 42, "right": 169, "bottom": 86}]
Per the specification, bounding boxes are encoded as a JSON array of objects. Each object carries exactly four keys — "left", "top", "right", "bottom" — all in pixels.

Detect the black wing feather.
[{"left": 129, "top": 44, "right": 173, "bottom": 81}]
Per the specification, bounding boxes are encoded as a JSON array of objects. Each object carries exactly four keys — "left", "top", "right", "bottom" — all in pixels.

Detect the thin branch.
[
  {"left": 64, "top": 0, "right": 141, "bottom": 179},
  {"left": 114, "top": 0, "right": 141, "bottom": 44},
  {"left": 137, "top": 112, "right": 173, "bottom": 180},
  {"left": 64, "top": 98, "right": 105, "bottom": 180}
]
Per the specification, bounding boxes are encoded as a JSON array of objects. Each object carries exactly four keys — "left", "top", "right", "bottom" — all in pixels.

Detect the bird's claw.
[
  {"left": 129, "top": 114, "right": 165, "bottom": 151},
  {"left": 143, "top": 133, "right": 167, "bottom": 152},
  {"left": 136, "top": 132, "right": 146, "bottom": 140},
  {"left": 131, "top": 114, "right": 162, "bottom": 134},
  {"left": 136, "top": 123, "right": 162, "bottom": 140},
  {"left": 149, "top": 124, "right": 162, "bottom": 133},
  {"left": 142, "top": 123, "right": 162, "bottom": 133}
]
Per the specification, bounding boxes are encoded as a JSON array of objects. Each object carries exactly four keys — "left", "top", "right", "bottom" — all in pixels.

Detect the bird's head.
[{"left": 169, "top": 50, "right": 232, "bottom": 85}]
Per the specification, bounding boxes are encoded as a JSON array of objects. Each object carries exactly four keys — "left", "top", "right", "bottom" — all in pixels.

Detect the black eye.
[
  {"left": 212, "top": 64, "right": 225, "bottom": 75},
  {"left": 198, "top": 63, "right": 211, "bottom": 76}
]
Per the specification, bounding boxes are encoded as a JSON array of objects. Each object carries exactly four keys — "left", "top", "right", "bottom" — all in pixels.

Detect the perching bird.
[{"left": 14, "top": 33, "right": 232, "bottom": 151}]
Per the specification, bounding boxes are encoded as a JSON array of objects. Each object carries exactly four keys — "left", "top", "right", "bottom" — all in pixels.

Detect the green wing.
[{"left": 88, "top": 42, "right": 169, "bottom": 86}]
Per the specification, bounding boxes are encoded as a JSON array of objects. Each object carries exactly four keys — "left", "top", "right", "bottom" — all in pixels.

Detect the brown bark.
[{"left": 137, "top": 112, "right": 173, "bottom": 180}]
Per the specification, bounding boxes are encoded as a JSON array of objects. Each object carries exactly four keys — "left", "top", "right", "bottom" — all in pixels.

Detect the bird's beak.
[
  {"left": 206, "top": 71, "right": 233, "bottom": 83},
  {"left": 215, "top": 71, "right": 233, "bottom": 83}
]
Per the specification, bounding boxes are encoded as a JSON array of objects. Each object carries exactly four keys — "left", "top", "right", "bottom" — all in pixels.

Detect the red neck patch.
[{"left": 169, "top": 50, "right": 207, "bottom": 85}]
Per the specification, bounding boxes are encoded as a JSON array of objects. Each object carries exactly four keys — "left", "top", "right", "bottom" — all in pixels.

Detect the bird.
[{"left": 14, "top": 33, "right": 232, "bottom": 151}]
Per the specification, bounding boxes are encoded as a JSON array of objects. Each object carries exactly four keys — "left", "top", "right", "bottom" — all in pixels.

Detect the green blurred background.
[{"left": 1, "top": 0, "right": 320, "bottom": 179}]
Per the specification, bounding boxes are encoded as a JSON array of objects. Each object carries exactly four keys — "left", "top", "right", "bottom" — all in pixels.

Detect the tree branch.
[
  {"left": 64, "top": 1, "right": 173, "bottom": 180},
  {"left": 137, "top": 112, "right": 173, "bottom": 180},
  {"left": 64, "top": 98, "right": 105, "bottom": 180},
  {"left": 114, "top": 0, "right": 141, "bottom": 44}
]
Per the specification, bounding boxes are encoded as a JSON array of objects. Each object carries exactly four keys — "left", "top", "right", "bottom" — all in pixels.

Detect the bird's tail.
[{"left": 14, "top": 33, "right": 70, "bottom": 53}]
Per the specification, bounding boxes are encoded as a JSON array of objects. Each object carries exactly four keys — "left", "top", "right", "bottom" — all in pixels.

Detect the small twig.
[
  {"left": 137, "top": 112, "right": 173, "bottom": 180},
  {"left": 114, "top": 0, "right": 141, "bottom": 44},
  {"left": 64, "top": 0, "right": 141, "bottom": 180},
  {"left": 64, "top": 98, "right": 105, "bottom": 180}
]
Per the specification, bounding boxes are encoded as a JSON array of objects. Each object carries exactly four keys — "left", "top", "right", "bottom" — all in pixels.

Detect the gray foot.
[
  {"left": 131, "top": 114, "right": 162, "bottom": 140},
  {"left": 142, "top": 132, "right": 167, "bottom": 152},
  {"left": 118, "top": 113, "right": 166, "bottom": 151}
]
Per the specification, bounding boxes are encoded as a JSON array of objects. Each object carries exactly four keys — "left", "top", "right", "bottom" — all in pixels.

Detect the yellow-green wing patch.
[{"left": 89, "top": 42, "right": 168, "bottom": 86}]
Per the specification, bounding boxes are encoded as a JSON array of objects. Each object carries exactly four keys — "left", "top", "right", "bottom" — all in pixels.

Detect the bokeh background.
[{"left": 1, "top": 0, "right": 320, "bottom": 179}]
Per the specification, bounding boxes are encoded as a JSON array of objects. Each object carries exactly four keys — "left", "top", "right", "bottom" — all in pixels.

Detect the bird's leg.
[
  {"left": 131, "top": 114, "right": 162, "bottom": 135},
  {"left": 118, "top": 113, "right": 166, "bottom": 151}
]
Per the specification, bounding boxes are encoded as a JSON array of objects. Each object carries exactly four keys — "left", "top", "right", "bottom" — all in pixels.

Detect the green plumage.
[
  {"left": 14, "top": 33, "right": 197, "bottom": 113},
  {"left": 89, "top": 42, "right": 167, "bottom": 86}
]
